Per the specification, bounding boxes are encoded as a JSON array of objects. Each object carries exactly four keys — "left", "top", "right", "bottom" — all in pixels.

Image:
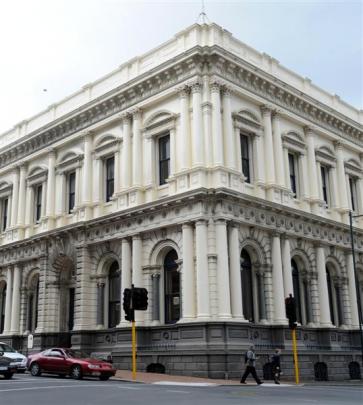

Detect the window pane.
[
  {"left": 159, "top": 135, "right": 170, "bottom": 185},
  {"left": 288, "top": 153, "right": 297, "bottom": 195},
  {"left": 320, "top": 166, "right": 329, "bottom": 205},
  {"left": 1, "top": 198, "right": 8, "bottom": 231},
  {"left": 240, "top": 134, "right": 250, "bottom": 183},
  {"left": 68, "top": 172, "right": 76, "bottom": 212},
  {"left": 106, "top": 157, "right": 115, "bottom": 202},
  {"left": 35, "top": 185, "right": 42, "bottom": 221}
]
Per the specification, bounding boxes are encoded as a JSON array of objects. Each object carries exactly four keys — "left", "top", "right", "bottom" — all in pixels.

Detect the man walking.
[
  {"left": 271, "top": 348, "right": 282, "bottom": 384},
  {"left": 240, "top": 345, "right": 263, "bottom": 385}
]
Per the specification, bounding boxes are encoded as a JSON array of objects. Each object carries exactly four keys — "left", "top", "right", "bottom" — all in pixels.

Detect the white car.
[{"left": 0, "top": 342, "right": 27, "bottom": 372}]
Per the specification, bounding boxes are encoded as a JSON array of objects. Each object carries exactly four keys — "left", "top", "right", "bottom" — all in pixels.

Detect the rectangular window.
[
  {"left": 349, "top": 176, "right": 358, "bottom": 212},
  {"left": 35, "top": 185, "right": 42, "bottom": 223},
  {"left": 1, "top": 198, "right": 8, "bottom": 232},
  {"left": 68, "top": 172, "right": 76, "bottom": 213},
  {"left": 288, "top": 153, "right": 297, "bottom": 195},
  {"left": 159, "top": 134, "right": 170, "bottom": 186},
  {"left": 240, "top": 134, "right": 250, "bottom": 183},
  {"left": 105, "top": 156, "right": 115, "bottom": 202},
  {"left": 320, "top": 166, "right": 329, "bottom": 206}
]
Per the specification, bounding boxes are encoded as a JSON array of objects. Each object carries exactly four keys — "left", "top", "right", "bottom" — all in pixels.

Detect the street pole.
[
  {"left": 349, "top": 211, "right": 363, "bottom": 364},
  {"left": 130, "top": 284, "right": 136, "bottom": 381},
  {"left": 292, "top": 328, "right": 300, "bottom": 385}
]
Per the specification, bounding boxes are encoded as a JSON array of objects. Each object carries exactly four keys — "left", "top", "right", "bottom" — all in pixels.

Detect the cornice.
[
  {"left": 0, "top": 45, "right": 361, "bottom": 172},
  {"left": 207, "top": 46, "right": 362, "bottom": 146}
]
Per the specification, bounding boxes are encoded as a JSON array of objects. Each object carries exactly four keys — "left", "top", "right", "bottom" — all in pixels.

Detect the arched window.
[
  {"left": 27, "top": 275, "right": 39, "bottom": 333},
  {"left": 241, "top": 249, "right": 254, "bottom": 322},
  {"left": 108, "top": 261, "right": 120, "bottom": 328},
  {"left": 291, "top": 259, "right": 302, "bottom": 324},
  {"left": 0, "top": 282, "right": 6, "bottom": 334},
  {"left": 164, "top": 250, "right": 180, "bottom": 324}
]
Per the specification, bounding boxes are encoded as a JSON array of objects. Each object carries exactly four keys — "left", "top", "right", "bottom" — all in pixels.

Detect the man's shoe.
[
  {"left": 240, "top": 381, "right": 247, "bottom": 384},
  {"left": 275, "top": 381, "right": 280, "bottom": 385},
  {"left": 257, "top": 382, "right": 264, "bottom": 385}
]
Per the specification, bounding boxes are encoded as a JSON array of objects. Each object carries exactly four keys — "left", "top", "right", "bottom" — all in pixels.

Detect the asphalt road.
[{"left": 0, "top": 373, "right": 362, "bottom": 405}]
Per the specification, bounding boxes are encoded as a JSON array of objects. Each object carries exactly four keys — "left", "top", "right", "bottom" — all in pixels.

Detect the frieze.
[{"left": 0, "top": 48, "right": 361, "bottom": 174}]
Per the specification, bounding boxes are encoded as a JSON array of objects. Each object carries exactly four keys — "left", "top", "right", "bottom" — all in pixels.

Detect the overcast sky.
[{"left": 0, "top": 0, "right": 361, "bottom": 134}]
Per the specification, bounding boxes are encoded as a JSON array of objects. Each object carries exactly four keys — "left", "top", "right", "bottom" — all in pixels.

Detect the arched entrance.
[
  {"left": 27, "top": 274, "right": 39, "bottom": 333},
  {"left": 164, "top": 250, "right": 180, "bottom": 324}
]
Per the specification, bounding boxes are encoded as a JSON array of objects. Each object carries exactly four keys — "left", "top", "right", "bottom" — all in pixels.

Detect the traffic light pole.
[
  {"left": 130, "top": 284, "right": 136, "bottom": 381},
  {"left": 292, "top": 328, "right": 300, "bottom": 385}
]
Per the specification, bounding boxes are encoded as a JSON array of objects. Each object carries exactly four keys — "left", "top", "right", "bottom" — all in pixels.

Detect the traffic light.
[
  {"left": 285, "top": 294, "right": 297, "bottom": 329},
  {"left": 123, "top": 288, "right": 134, "bottom": 322},
  {"left": 132, "top": 288, "right": 148, "bottom": 311}
]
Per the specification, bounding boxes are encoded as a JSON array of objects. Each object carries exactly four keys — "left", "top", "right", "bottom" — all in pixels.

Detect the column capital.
[
  {"left": 304, "top": 125, "right": 318, "bottom": 136},
  {"left": 221, "top": 85, "right": 232, "bottom": 97},
  {"left": 260, "top": 104, "right": 273, "bottom": 116},
  {"left": 182, "top": 222, "right": 194, "bottom": 230},
  {"left": 151, "top": 272, "right": 161, "bottom": 279},
  {"left": 178, "top": 85, "right": 190, "bottom": 98},
  {"left": 190, "top": 82, "right": 203, "bottom": 94},
  {"left": 333, "top": 140, "right": 346, "bottom": 150},
  {"left": 121, "top": 111, "right": 132, "bottom": 123},
  {"left": 46, "top": 147, "right": 56, "bottom": 157},
  {"left": 210, "top": 80, "right": 222, "bottom": 93},
  {"left": 132, "top": 234, "right": 142, "bottom": 241},
  {"left": 272, "top": 109, "right": 283, "bottom": 120},
  {"left": 130, "top": 107, "right": 142, "bottom": 119},
  {"left": 195, "top": 219, "right": 208, "bottom": 227}
]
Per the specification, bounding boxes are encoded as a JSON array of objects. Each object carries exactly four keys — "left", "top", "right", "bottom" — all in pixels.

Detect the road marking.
[
  {"left": 118, "top": 385, "right": 142, "bottom": 390},
  {"left": 166, "top": 389, "right": 190, "bottom": 394},
  {"left": 153, "top": 381, "right": 218, "bottom": 387},
  {"left": 0, "top": 384, "right": 107, "bottom": 393}
]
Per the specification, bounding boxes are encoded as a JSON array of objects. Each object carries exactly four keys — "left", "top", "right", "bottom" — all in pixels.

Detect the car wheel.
[
  {"left": 99, "top": 375, "right": 110, "bottom": 381},
  {"left": 4, "top": 372, "right": 13, "bottom": 380},
  {"left": 70, "top": 365, "right": 83, "bottom": 380},
  {"left": 30, "top": 362, "right": 42, "bottom": 377}
]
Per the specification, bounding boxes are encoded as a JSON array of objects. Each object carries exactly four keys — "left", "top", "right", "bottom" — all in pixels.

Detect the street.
[{"left": 0, "top": 373, "right": 362, "bottom": 405}]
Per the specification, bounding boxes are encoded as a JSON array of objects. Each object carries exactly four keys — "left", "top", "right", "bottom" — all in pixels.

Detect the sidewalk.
[
  {"left": 113, "top": 370, "right": 363, "bottom": 387},
  {"left": 114, "top": 369, "right": 241, "bottom": 386}
]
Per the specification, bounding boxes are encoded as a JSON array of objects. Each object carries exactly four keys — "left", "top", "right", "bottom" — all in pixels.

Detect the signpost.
[{"left": 123, "top": 285, "right": 148, "bottom": 381}]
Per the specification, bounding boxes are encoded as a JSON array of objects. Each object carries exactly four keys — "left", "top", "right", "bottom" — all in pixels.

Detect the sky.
[{"left": 0, "top": 0, "right": 362, "bottom": 134}]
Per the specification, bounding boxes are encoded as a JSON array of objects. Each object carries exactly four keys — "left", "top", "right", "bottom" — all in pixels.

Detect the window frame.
[
  {"left": 0, "top": 197, "right": 9, "bottom": 232},
  {"left": 67, "top": 171, "right": 76, "bottom": 213},
  {"left": 158, "top": 133, "right": 170, "bottom": 186},
  {"left": 240, "top": 133, "right": 251, "bottom": 183},
  {"left": 105, "top": 155, "right": 115, "bottom": 203},
  {"left": 320, "top": 165, "right": 330, "bottom": 207},
  {"left": 288, "top": 152, "right": 299, "bottom": 197},
  {"left": 34, "top": 184, "right": 43, "bottom": 223}
]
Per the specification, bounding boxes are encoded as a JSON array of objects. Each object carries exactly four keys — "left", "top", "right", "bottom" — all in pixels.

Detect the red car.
[{"left": 28, "top": 348, "right": 116, "bottom": 380}]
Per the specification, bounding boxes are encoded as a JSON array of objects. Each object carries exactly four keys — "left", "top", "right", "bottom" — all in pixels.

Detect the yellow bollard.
[
  {"left": 132, "top": 320, "right": 137, "bottom": 381},
  {"left": 292, "top": 328, "right": 300, "bottom": 385}
]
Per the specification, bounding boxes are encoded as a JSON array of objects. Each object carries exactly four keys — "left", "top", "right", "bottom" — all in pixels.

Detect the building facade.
[{"left": 0, "top": 23, "right": 362, "bottom": 380}]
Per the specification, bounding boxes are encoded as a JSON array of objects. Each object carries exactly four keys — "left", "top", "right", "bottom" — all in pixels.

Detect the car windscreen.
[
  {"left": 0, "top": 344, "right": 16, "bottom": 353},
  {"left": 64, "top": 350, "right": 93, "bottom": 359}
]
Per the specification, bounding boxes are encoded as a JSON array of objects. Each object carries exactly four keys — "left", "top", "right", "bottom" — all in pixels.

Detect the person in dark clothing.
[
  {"left": 271, "top": 348, "right": 282, "bottom": 384},
  {"left": 240, "top": 345, "right": 263, "bottom": 385}
]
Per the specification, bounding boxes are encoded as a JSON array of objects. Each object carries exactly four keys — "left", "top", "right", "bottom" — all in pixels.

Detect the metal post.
[
  {"left": 349, "top": 211, "right": 363, "bottom": 364},
  {"left": 292, "top": 328, "right": 300, "bottom": 385},
  {"left": 132, "top": 319, "right": 136, "bottom": 381}
]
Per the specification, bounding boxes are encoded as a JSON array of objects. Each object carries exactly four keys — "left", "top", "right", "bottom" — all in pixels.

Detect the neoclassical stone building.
[{"left": 0, "top": 22, "right": 362, "bottom": 380}]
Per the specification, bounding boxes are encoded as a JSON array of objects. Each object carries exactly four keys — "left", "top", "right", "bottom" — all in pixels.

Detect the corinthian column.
[
  {"left": 191, "top": 82, "right": 204, "bottom": 167},
  {"left": 281, "top": 236, "right": 293, "bottom": 298},
  {"left": 222, "top": 87, "right": 235, "bottom": 169},
  {"left": 132, "top": 235, "right": 143, "bottom": 322},
  {"left": 346, "top": 253, "right": 359, "bottom": 328},
  {"left": 179, "top": 87, "right": 190, "bottom": 171},
  {"left": 182, "top": 223, "right": 196, "bottom": 320},
  {"left": 305, "top": 127, "right": 319, "bottom": 206},
  {"left": 211, "top": 82, "right": 223, "bottom": 166},
  {"left": 132, "top": 110, "right": 142, "bottom": 187},
  {"left": 121, "top": 114, "right": 131, "bottom": 189},
  {"left": 10, "top": 265, "right": 21, "bottom": 334},
  {"left": 119, "top": 238, "right": 132, "bottom": 326},
  {"left": 195, "top": 220, "right": 210, "bottom": 319},
  {"left": 3, "top": 267, "right": 13, "bottom": 334},
  {"left": 215, "top": 219, "right": 232, "bottom": 319},
  {"left": 272, "top": 111, "right": 285, "bottom": 188},
  {"left": 261, "top": 106, "right": 276, "bottom": 187},
  {"left": 316, "top": 245, "right": 332, "bottom": 326},
  {"left": 335, "top": 142, "right": 349, "bottom": 212},
  {"left": 228, "top": 223, "right": 244, "bottom": 320},
  {"left": 82, "top": 133, "right": 93, "bottom": 205},
  {"left": 202, "top": 72, "right": 212, "bottom": 167},
  {"left": 10, "top": 167, "right": 19, "bottom": 227},
  {"left": 271, "top": 233, "right": 286, "bottom": 324},
  {"left": 17, "top": 164, "right": 27, "bottom": 226},
  {"left": 46, "top": 150, "right": 56, "bottom": 225}
]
